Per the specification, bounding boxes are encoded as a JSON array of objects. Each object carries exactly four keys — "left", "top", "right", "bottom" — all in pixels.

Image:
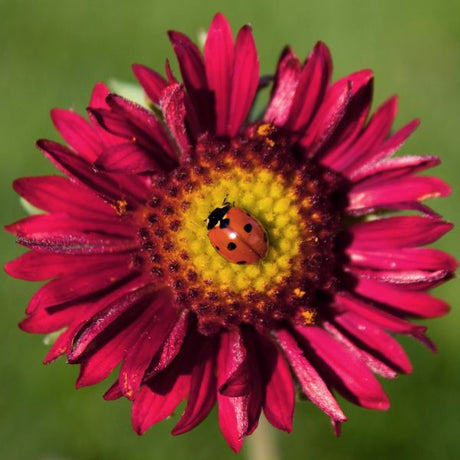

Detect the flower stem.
[{"left": 245, "top": 416, "right": 280, "bottom": 460}]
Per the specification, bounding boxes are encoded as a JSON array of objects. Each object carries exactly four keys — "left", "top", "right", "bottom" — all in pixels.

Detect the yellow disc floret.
[{"left": 175, "top": 165, "right": 303, "bottom": 292}]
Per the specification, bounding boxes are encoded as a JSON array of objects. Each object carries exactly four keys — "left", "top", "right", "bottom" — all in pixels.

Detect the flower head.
[{"left": 6, "top": 13, "right": 456, "bottom": 452}]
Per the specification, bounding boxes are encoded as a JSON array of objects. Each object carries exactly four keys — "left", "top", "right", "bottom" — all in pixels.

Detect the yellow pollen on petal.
[
  {"left": 257, "top": 123, "right": 274, "bottom": 136},
  {"left": 301, "top": 309, "right": 316, "bottom": 325},
  {"left": 112, "top": 199, "right": 128, "bottom": 215},
  {"left": 294, "top": 288, "right": 306, "bottom": 298}
]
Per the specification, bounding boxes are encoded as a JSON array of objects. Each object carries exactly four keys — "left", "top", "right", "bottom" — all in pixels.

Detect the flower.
[{"left": 5, "top": 13, "right": 456, "bottom": 452}]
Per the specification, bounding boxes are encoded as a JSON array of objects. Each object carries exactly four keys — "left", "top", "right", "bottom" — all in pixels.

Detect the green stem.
[{"left": 245, "top": 416, "right": 280, "bottom": 460}]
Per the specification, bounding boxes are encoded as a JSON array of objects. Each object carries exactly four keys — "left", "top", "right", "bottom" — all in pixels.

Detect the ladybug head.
[{"left": 206, "top": 205, "right": 231, "bottom": 230}]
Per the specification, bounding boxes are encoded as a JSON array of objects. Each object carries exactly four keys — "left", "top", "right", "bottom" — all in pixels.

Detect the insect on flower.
[{"left": 5, "top": 12, "right": 456, "bottom": 452}]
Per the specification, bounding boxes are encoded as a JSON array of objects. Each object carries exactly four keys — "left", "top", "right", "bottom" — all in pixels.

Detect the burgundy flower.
[{"left": 6, "top": 13, "right": 456, "bottom": 452}]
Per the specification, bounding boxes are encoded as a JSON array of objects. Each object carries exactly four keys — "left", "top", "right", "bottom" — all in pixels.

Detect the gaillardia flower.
[{"left": 6, "top": 13, "right": 456, "bottom": 451}]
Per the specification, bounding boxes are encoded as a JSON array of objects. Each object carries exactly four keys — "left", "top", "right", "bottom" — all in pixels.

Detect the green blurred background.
[{"left": 1, "top": 0, "right": 459, "bottom": 459}]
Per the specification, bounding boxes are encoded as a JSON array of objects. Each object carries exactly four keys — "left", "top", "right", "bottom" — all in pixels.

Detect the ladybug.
[{"left": 207, "top": 203, "right": 269, "bottom": 265}]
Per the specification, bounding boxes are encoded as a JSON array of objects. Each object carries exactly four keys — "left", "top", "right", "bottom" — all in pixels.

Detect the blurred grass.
[{"left": 1, "top": 0, "right": 459, "bottom": 459}]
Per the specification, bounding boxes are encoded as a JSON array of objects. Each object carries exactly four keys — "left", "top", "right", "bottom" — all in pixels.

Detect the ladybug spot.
[
  {"left": 227, "top": 242, "right": 237, "bottom": 251},
  {"left": 220, "top": 218, "right": 230, "bottom": 229},
  {"left": 237, "top": 261, "right": 246, "bottom": 265},
  {"left": 244, "top": 223, "right": 252, "bottom": 233},
  {"left": 215, "top": 246, "right": 220, "bottom": 251}
]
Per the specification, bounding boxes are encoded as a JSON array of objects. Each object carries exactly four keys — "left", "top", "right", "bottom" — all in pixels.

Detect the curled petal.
[
  {"left": 172, "top": 338, "right": 217, "bottom": 434},
  {"left": 119, "top": 290, "right": 178, "bottom": 400},
  {"left": 264, "top": 47, "right": 301, "bottom": 126},
  {"left": 256, "top": 333, "right": 295, "bottom": 432},
  {"left": 160, "top": 83, "right": 191, "bottom": 155},
  {"left": 132, "top": 373, "right": 191, "bottom": 435}
]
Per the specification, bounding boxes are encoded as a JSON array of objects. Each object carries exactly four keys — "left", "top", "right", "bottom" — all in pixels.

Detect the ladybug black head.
[{"left": 206, "top": 205, "right": 231, "bottom": 230}]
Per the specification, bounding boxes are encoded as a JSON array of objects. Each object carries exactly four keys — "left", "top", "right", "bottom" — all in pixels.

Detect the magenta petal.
[
  {"left": 119, "top": 290, "right": 177, "bottom": 400},
  {"left": 227, "top": 25, "right": 259, "bottom": 137},
  {"left": 241, "top": 330, "right": 264, "bottom": 436},
  {"left": 348, "top": 246, "right": 457, "bottom": 272},
  {"left": 89, "top": 82, "right": 111, "bottom": 109},
  {"left": 204, "top": 13, "right": 234, "bottom": 136},
  {"left": 355, "top": 118, "right": 420, "bottom": 167},
  {"left": 51, "top": 109, "right": 101, "bottom": 162},
  {"left": 104, "top": 94, "right": 178, "bottom": 163},
  {"left": 10, "top": 217, "right": 137, "bottom": 255},
  {"left": 349, "top": 216, "right": 453, "bottom": 250},
  {"left": 13, "top": 176, "right": 115, "bottom": 218},
  {"left": 168, "top": 30, "right": 214, "bottom": 134},
  {"left": 132, "top": 64, "right": 168, "bottom": 105},
  {"left": 335, "top": 292, "right": 427, "bottom": 336},
  {"left": 276, "top": 328, "right": 347, "bottom": 423},
  {"left": 349, "top": 266, "right": 452, "bottom": 290},
  {"left": 350, "top": 155, "right": 440, "bottom": 183},
  {"left": 285, "top": 42, "right": 332, "bottom": 134},
  {"left": 348, "top": 175, "right": 451, "bottom": 213},
  {"left": 5, "top": 251, "right": 123, "bottom": 281},
  {"left": 354, "top": 278, "right": 450, "bottom": 318},
  {"left": 320, "top": 70, "right": 374, "bottom": 165},
  {"left": 5, "top": 251, "right": 65, "bottom": 281},
  {"left": 131, "top": 373, "right": 191, "bottom": 435},
  {"left": 145, "top": 310, "right": 190, "bottom": 380},
  {"left": 295, "top": 326, "right": 390, "bottom": 410},
  {"left": 75, "top": 286, "right": 158, "bottom": 388},
  {"left": 26, "top": 261, "right": 131, "bottom": 312},
  {"left": 76, "top": 326, "right": 139, "bottom": 387},
  {"left": 69, "top": 286, "right": 155, "bottom": 361},
  {"left": 256, "top": 333, "right": 294, "bottom": 432},
  {"left": 95, "top": 142, "right": 160, "bottom": 174},
  {"left": 43, "top": 325, "right": 75, "bottom": 364},
  {"left": 323, "top": 321, "right": 398, "bottom": 379},
  {"left": 332, "top": 312, "right": 412, "bottom": 374},
  {"left": 172, "top": 340, "right": 217, "bottom": 434},
  {"left": 7, "top": 212, "right": 134, "bottom": 239},
  {"left": 36, "top": 139, "right": 134, "bottom": 204},
  {"left": 168, "top": 31, "right": 207, "bottom": 90},
  {"left": 299, "top": 78, "right": 351, "bottom": 155},
  {"left": 20, "top": 299, "right": 93, "bottom": 334},
  {"left": 160, "top": 83, "right": 191, "bottom": 155},
  {"left": 217, "top": 393, "right": 247, "bottom": 452},
  {"left": 103, "top": 380, "right": 123, "bottom": 401},
  {"left": 264, "top": 47, "right": 301, "bottom": 126},
  {"left": 329, "top": 96, "right": 398, "bottom": 174},
  {"left": 217, "top": 328, "right": 250, "bottom": 452},
  {"left": 218, "top": 329, "right": 250, "bottom": 397}
]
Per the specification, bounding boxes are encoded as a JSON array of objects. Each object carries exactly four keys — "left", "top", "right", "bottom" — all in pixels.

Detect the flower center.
[
  {"left": 135, "top": 123, "right": 344, "bottom": 334},
  {"left": 178, "top": 166, "right": 302, "bottom": 290}
]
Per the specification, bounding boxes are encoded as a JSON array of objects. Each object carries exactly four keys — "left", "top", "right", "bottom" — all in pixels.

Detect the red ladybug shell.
[{"left": 207, "top": 205, "right": 268, "bottom": 264}]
